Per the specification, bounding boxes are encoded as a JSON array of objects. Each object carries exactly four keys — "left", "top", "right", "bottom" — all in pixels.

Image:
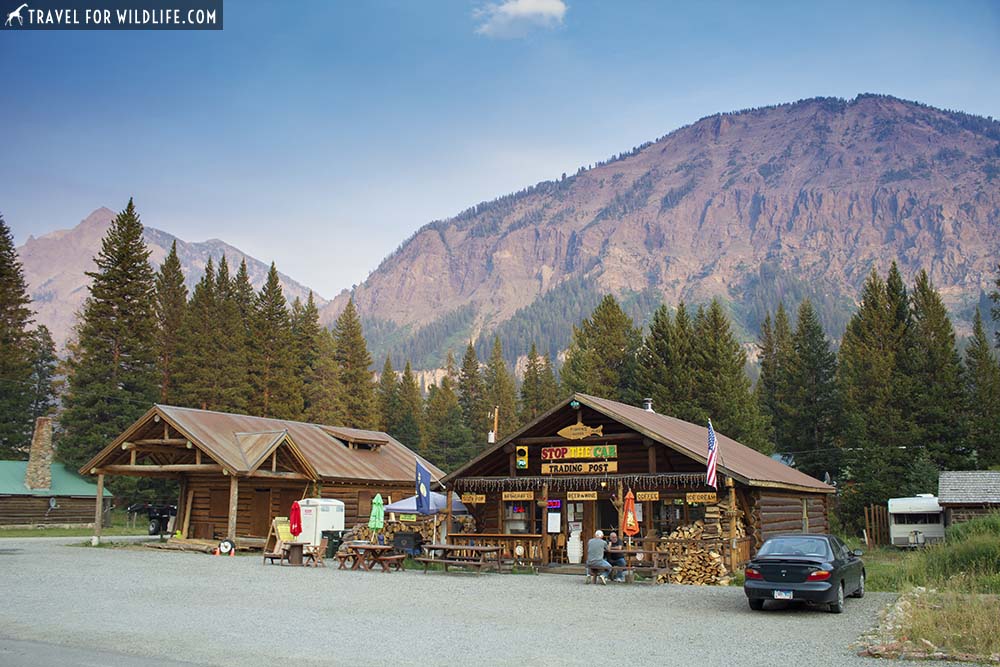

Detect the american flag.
[{"left": 706, "top": 419, "right": 718, "bottom": 489}]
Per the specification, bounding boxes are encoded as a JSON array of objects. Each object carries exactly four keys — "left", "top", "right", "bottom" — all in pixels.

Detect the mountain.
[
  {"left": 327, "top": 94, "right": 1000, "bottom": 369},
  {"left": 18, "top": 207, "right": 327, "bottom": 349}
]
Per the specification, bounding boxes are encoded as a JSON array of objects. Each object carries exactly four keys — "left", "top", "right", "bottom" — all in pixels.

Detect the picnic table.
[
  {"left": 416, "top": 543, "right": 502, "bottom": 574},
  {"left": 339, "top": 543, "right": 405, "bottom": 572},
  {"left": 284, "top": 541, "right": 307, "bottom": 566},
  {"left": 608, "top": 547, "right": 668, "bottom": 583}
]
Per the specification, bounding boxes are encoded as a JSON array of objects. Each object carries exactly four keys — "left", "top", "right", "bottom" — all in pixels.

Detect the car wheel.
[
  {"left": 148, "top": 519, "right": 160, "bottom": 535},
  {"left": 748, "top": 598, "right": 764, "bottom": 611},
  {"left": 851, "top": 572, "right": 865, "bottom": 598},
  {"left": 828, "top": 583, "right": 845, "bottom": 614}
]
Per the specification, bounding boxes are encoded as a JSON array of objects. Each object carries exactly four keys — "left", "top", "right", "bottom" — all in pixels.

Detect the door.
[{"left": 252, "top": 489, "right": 271, "bottom": 537}]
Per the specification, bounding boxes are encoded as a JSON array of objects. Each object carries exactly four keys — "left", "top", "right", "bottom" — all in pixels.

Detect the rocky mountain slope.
[
  {"left": 18, "top": 207, "right": 326, "bottom": 349},
  {"left": 327, "top": 94, "right": 1000, "bottom": 368}
]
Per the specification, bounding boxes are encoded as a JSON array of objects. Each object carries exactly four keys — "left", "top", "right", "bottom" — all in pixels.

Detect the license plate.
[{"left": 773, "top": 590, "right": 793, "bottom": 600}]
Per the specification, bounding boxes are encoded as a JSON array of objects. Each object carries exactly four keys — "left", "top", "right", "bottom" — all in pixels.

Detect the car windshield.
[{"left": 757, "top": 537, "right": 831, "bottom": 559}]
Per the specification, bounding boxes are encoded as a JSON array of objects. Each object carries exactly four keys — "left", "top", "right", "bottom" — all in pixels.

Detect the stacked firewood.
[
  {"left": 658, "top": 547, "right": 731, "bottom": 586},
  {"left": 346, "top": 515, "right": 476, "bottom": 544},
  {"left": 652, "top": 501, "right": 745, "bottom": 585}
]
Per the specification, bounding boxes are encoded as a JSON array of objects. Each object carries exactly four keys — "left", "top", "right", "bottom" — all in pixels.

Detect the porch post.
[
  {"left": 541, "top": 483, "right": 549, "bottom": 565},
  {"left": 92, "top": 473, "right": 104, "bottom": 545},
  {"left": 727, "top": 476, "right": 737, "bottom": 571},
  {"left": 227, "top": 474, "right": 239, "bottom": 541}
]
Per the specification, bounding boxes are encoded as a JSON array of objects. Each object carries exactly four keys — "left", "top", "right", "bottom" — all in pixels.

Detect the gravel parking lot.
[{"left": 0, "top": 537, "right": 969, "bottom": 667}]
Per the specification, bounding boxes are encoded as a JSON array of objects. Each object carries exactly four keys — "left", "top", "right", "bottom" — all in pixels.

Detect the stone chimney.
[
  {"left": 642, "top": 398, "right": 654, "bottom": 412},
  {"left": 25, "top": 417, "right": 53, "bottom": 491}
]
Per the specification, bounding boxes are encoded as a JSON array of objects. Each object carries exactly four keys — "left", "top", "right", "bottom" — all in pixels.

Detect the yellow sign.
[
  {"left": 567, "top": 491, "right": 598, "bottom": 501},
  {"left": 686, "top": 492, "right": 717, "bottom": 504},
  {"left": 636, "top": 491, "right": 660, "bottom": 502},
  {"left": 398, "top": 514, "right": 417, "bottom": 522},
  {"left": 541, "top": 461, "right": 618, "bottom": 475},
  {"left": 541, "top": 445, "right": 617, "bottom": 460},
  {"left": 502, "top": 491, "right": 534, "bottom": 501},
  {"left": 556, "top": 423, "right": 604, "bottom": 440},
  {"left": 461, "top": 493, "right": 486, "bottom": 504}
]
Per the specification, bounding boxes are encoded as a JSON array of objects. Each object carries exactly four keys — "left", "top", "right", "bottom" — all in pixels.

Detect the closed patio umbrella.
[
  {"left": 368, "top": 493, "right": 385, "bottom": 541},
  {"left": 622, "top": 490, "right": 639, "bottom": 545}
]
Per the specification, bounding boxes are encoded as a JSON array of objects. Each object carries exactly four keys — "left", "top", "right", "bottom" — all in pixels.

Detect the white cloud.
[{"left": 475, "top": 0, "right": 567, "bottom": 38}]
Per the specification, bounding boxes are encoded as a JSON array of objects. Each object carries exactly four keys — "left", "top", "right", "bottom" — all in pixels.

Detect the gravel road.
[{"left": 0, "top": 537, "right": 971, "bottom": 667}]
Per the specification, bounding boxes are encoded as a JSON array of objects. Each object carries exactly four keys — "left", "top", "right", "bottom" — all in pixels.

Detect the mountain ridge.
[
  {"left": 17, "top": 207, "right": 327, "bottom": 349},
  {"left": 326, "top": 94, "right": 1000, "bottom": 368}
]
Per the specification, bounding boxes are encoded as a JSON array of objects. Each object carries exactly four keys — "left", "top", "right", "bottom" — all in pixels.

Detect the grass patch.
[
  {"left": 900, "top": 591, "right": 1000, "bottom": 657},
  {"left": 0, "top": 510, "right": 148, "bottom": 539}
]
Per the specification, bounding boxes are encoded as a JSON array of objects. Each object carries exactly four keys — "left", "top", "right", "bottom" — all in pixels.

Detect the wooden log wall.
[
  {"left": 184, "top": 475, "right": 308, "bottom": 540},
  {"left": 0, "top": 496, "right": 101, "bottom": 526},
  {"left": 320, "top": 483, "right": 412, "bottom": 527},
  {"left": 755, "top": 490, "right": 830, "bottom": 540}
]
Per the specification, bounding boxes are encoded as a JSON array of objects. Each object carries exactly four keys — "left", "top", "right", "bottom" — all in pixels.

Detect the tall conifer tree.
[
  {"left": 26, "top": 326, "right": 58, "bottom": 424},
  {"left": 561, "top": 295, "right": 640, "bottom": 401},
  {"left": 60, "top": 199, "right": 159, "bottom": 470},
  {"left": 333, "top": 299, "right": 376, "bottom": 429},
  {"left": 965, "top": 310, "right": 1000, "bottom": 467},
  {"left": 756, "top": 304, "right": 793, "bottom": 454},
  {"left": 248, "top": 263, "right": 301, "bottom": 419},
  {"left": 303, "top": 329, "right": 344, "bottom": 425},
  {"left": 483, "top": 337, "right": 519, "bottom": 442},
  {"left": 153, "top": 241, "right": 187, "bottom": 404},
  {"left": 458, "top": 342, "right": 489, "bottom": 444},
  {"left": 519, "top": 343, "right": 548, "bottom": 422},
  {"left": 376, "top": 355, "right": 399, "bottom": 433},
  {"left": 0, "top": 214, "right": 36, "bottom": 458},
  {"left": 423, "top": 353, "right": 474, "bottom": 471},
  {"left": 393, "top": 361, "right": 424, "bottom": 450},
  {"left": 636, "top": 302, "right": 700, "bottom": 420}
]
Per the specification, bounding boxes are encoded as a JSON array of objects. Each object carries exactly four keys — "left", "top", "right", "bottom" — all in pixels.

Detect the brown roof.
[
  {"left": 444, "top": 393, "right": 833, "bottom": 494},
  {"left": 81, "top": 405, "right": 444, "bottom": 484}
]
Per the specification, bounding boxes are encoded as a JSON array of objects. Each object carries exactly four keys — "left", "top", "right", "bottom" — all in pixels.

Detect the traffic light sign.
[{"left": 515, "top": 446, "right": 528, "bottom": 469}]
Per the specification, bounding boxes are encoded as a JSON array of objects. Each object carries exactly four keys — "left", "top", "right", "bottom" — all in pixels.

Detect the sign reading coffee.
[
  {"left": 541, "top": 461, "right": 618, "bottom": 475},
  {"left": 540, "top": 445, "right": 617, "bottom": 460}
]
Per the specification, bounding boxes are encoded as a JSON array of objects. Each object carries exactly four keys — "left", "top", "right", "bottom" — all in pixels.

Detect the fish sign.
[{"left": 556, "top": 423, "right": 604, "bottom": 440}]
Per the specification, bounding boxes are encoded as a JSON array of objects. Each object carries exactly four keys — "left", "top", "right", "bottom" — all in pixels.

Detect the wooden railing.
[{"left": 447, "top": 533, "right": 544, "bottom": 562}]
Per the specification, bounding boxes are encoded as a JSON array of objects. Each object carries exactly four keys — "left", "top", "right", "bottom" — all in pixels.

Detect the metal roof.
[
  {"left": 938, "top": 471, "right": 1000, "bottom": 505},
  {"left": 444, "top": 393, "right": 834, "bottom": 494},
  {"left": 888, "top": 496, "right": 942, "bottom": 513},
  {"left": 0, "top": 461, "right": 112, "bottom": 497},
  {"left": 81, "top": 405, "right": 444, "bottom": 484}
]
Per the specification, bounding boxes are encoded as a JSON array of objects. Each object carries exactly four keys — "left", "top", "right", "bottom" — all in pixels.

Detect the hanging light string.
[{"left": 454, "top": 473, "right": 705, "bottom": 493}]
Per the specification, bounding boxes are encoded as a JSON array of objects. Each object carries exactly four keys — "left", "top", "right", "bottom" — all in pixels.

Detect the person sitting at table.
[
  {"left": 607, "top": 531, "right": 627, "bottom": 582},
  {"left": 586, "top": 530, "right": 613, "bottom": 585}
]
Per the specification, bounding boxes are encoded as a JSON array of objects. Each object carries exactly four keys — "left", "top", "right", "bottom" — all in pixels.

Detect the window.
[{"left": 894, "top": 513, "right": 942, "bottom": 525}]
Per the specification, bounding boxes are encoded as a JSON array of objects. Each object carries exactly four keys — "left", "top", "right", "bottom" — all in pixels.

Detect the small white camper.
[{"left": 887, "top": 494, "right": 945, "bottom": 547}]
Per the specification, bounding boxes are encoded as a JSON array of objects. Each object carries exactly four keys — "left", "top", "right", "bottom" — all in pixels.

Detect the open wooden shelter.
[
  {"left": 442, "top": 393, "right": 834, "bottom": 569},
  {"left": 80, "top": 405, "right": 443, "bottom": 545}
]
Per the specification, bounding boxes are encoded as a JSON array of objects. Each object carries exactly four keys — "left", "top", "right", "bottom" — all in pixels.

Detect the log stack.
[
  {"left": 658, "top": 546, "right": 730, "bottom": 586},
  {"left": 345, "top": 514, "right": 476, "bottom": 544},
  {"left": 652, "top": 502, "right": 746, "bottom": 585}
]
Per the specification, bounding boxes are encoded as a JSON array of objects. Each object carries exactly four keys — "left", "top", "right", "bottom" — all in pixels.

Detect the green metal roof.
[{"left": 0, "top": 461, "right": 112, "bottom": 497}]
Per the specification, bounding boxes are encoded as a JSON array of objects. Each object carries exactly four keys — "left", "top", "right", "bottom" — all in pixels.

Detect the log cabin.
[
  {"left": 80, "top": 405, "right": 443, "bottom": 545},
  {"left": 1, "top": 417, "right": 111, "bottom": 527},
  {"left": 441, "top": 393, "right": 834, "bottom": 570}
]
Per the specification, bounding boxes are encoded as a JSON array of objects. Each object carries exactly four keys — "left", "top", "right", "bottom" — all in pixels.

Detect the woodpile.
[
  {"left": 657, "top": 546, "right": 730, "bottom": 586},
  {"left": 652, "top": 500, "right": 746, "bottom": 586}
]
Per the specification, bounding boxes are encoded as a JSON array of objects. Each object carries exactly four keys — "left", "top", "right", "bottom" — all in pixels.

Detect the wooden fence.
[{"left": 864, "top": 504, "right": 890, "bottom": 547}]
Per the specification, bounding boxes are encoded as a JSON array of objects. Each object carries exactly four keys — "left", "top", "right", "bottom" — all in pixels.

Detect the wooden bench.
[
  {"left": 414, "top": 557, "right": 488, "bottom": 574},
  {"left": 335, "top": 551, "right": 357, "bottom": 570},
  {"left": 378, "top": 554, "right": 406, "bottom": 572}
]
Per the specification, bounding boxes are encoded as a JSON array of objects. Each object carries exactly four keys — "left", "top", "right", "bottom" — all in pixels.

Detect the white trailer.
[{"left": 887, "top": 495, "right": 945, "bottom": 547}]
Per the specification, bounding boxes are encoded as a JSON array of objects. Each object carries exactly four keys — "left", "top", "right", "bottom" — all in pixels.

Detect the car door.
[{"left": 831, "top": 537, "right": 856, "bottom": 590}]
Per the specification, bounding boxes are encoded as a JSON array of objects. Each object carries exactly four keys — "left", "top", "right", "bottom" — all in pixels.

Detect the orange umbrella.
[{"left": 622, "top": 489, "right": 640, "bottom": 540}]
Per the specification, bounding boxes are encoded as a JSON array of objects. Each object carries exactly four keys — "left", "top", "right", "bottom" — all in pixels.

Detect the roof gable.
[
  {"left": 938, "top": 471, "right": 1000, "bottom": 505},
  {"left": 443, "top": 393, "right": 833, "bottom": 493}
]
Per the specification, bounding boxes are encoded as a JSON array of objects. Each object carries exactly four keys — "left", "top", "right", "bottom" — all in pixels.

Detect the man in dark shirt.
[{"left": 607, "top": 531, "right": 627, "bottom": 582}]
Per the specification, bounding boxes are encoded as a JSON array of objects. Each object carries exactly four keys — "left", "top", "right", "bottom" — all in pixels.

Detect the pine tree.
[
  {"left": 561, "top": 294, "right": 641, "bottom": 401},
  {"left": 303, "top": 329, "right": 344, "bottom": 425},
  {"left": 756, "top": 304, "right": 793, "bottom": 454},
  {"left": 174, "top": 258, "right": 218, "bottom": 410},
  {"left": 0, "top": 214, "right": 36, "bottom": 458},
  {"left": 392, "top": 361, "right": 424, "bottom": 451},
  {"left": 836, "top": 268, "right": 915, "bottom": 529},
  {"left": 693, "top": 300, "right": 769, "bottom": 452},
  {"left": 26, "top": 325, "right": 58, "bottom": 425},
  {"left": 965, "top": 310, "right": 1000, "bottom": 467},
  {"left": 458, "top": 342, "right": 489, "bottom": 445},
  {"left": 153, "top": 241, "right": 187, "bottom": 403},
  {"left": 248, "top": 263, "right": 302, "bottom": 419},
  {"left": 539, "top": 353, "right": 561, "bottom": 409},
  {"left": 292, "top": 292, "right": 325, "bottom": 420},
  {"left": 232, "top": 258, "right": 256, "bottom": 331},
  {"left": 376, "top": 355, "right": 399, "bottom": 433},
  {"left": 635, "top": 302, "right": 700, "bottom": 421},
  {"left": 909, "top": 270, "right": 969, "bottom": 470},
  {"left": 60, "top": 199, "right": 159, "bottom": 470},
  {"left": 333, "top": 299, "right": 376, "bottom": 429},
  {"left": 423, "top": 353, "right": 474, "bottom": 471},
  {"left": 519, "top": 343, "right": 547, "bottom": 423},
  {"left": 783, "top": 300, "right": 838, "bottom": 479},
  {"left": 483, "top": 337, "right": 520, "bottom": 442}
]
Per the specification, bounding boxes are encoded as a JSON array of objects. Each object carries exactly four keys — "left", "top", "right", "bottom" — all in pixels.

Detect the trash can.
[{"left": 322, "top": 530, "right": 347, "bottom": 558}]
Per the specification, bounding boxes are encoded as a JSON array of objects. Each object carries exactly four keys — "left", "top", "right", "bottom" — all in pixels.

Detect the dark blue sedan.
[{"left": 743, "top": 534, "right": 865, "bottom": 613}]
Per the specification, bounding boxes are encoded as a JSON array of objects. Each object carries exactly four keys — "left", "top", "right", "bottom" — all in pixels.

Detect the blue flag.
[{"left": 416, "top": 460, "right": 432, "bottom": 515}]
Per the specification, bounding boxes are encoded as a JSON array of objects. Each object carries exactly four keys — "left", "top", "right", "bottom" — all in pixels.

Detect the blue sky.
[{"left": 1, "top": 0, "right": 998, "bottom": 298}]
